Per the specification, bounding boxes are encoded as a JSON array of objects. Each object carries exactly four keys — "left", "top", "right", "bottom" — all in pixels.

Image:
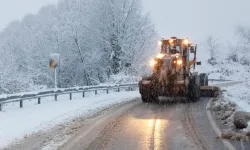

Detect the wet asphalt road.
[{"left": 61, "top": 98, "right": 228, "bottom": 150}]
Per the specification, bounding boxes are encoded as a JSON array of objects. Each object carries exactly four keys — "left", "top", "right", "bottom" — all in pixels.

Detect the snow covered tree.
[
  {"left": 206, "top": 36, "right": 220, "bottom": 65},
  {"left": 0, "top": 0, "right": 157, "bottom": 93},
  {"left": 234, "top": 26, "right": 250, "bottom": 65},
  {"left": 90, "top": 0, "right": 157, "bottom": 75}
]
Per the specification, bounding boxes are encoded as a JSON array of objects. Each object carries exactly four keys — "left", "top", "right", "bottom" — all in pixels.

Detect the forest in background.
[{"left": 0, "top": 0, "right": 157, "bottom": 93}]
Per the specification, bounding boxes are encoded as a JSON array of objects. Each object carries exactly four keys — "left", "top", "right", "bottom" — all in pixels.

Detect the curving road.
[{"left": 60, "top": 98, "right": 227, "bottom": 150}]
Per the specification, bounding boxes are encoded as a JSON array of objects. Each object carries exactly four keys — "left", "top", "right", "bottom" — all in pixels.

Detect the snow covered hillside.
[{"left": 196, "top": 39, "right": 250, "bottom": 112}]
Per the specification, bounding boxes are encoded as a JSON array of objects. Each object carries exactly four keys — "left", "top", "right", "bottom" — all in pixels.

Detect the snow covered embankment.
[
  {"left": 0, "top": 91, "right": 140, "bottom": 149},
  {"left": 197, "top": 52, "right": 250, "bottom": 140},
  {"left": 211, "top": 78, "right": 250, "bottom": 141}
]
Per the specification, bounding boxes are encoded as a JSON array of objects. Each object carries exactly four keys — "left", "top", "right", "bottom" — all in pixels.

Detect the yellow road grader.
[{"left": 139, "top": 37, "right": 219, "bottom": 103}]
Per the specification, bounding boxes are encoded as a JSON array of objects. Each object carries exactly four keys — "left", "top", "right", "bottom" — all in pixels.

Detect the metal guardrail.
[
  {"left": 0, "top": 83, "right": 138, "bottom": 111},
  {"left": 0, "top": 79, "right": 236, "bottom": 111}
]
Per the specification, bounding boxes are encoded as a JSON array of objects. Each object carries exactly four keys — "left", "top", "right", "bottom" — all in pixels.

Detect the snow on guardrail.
[
  {"left": 0, "top": 83, "right": 138, "bottom": 111},
  {"left": 0, "top": 79, "right": 241, "bottom": 111}
]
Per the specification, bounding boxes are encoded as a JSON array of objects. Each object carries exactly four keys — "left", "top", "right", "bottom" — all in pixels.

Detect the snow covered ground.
[
  {"left": 222, "top": 81, "right": 250, "bottom": 112},
  {"left": 0, "top": 90, "right": 140, "bottom": 148},
  {"left": 205, "top": 60, "right": 250, "bottom": 113}
]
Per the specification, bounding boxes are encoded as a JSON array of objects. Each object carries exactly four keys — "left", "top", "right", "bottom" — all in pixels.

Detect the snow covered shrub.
[
  {"left": 107, "top": 72, "right": 140, "bottom": 84},
  {"left": 32, "top": 74, "right": 53, "bottom": 87},
  {"left": 240, "top": 56, "right": 250, "bottom": 66},
  {"left": 227, "top": 52, "right": 239, "bottom": 63},
  {"left": 208, "top": 58, "right": 217, "bottom": 66},
  {"left": 4, "top": 80, "right": 31, "bottom": 94},
  {"left": 205, "top": 36, "right": 220, "bottom": 65}
]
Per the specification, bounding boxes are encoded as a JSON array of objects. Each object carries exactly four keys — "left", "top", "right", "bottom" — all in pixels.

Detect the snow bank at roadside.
[
  {"left": 211, "top": 81, "right": 250, "bottom": 141},
  {"left": 0, "top": 91, "right": 140, "bottom": 148},
  {"left": 198, "top": 46, "right": 250, "bottom": 140},
  {"left": 197, "top": 48, "right": 250, "bottom": 112},
  {"left": 223, "top": 81, "right": 250, "bottom": 112}
]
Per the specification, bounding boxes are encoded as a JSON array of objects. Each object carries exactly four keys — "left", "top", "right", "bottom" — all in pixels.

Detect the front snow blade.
[{"left": 200, "top": 86, "right": 220, "bottom": 97}]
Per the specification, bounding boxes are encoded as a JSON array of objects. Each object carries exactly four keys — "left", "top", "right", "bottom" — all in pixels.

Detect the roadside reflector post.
[
  {"left": 38, "top": 97, "right": 41, "bottom": 104},
  {"left": 106, "top": 89, "right": 109, "bottom": 94},
  {"left": 20, "top": 100, "right": 23, "bottom": 108},
  {"left": 95, "top": 90, "right": 97, "bottom": 95},
  {"left": 118, "top": 88, "right": 120, "bottom": 92},
  {"left": 82, "top": 92, "right": 85, "bottom": 97},
  {"left": 0, "top": 104, "right": 2, "bottom": 111},
  {"left": 70, "top": 93, "right": 72, "bottom": 100}
]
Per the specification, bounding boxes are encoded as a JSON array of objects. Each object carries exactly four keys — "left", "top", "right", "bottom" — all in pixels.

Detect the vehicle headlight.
[
  {"left": 156, "top": 53, "right": 165, "bottom": 59},
  {"left": 177, "top": 59, "right": 183, "bottom": 65},
  {"left": 183, "top": 39, "right": 189, "bottom": 45},
  {"left": 150, "top": 59, "right": 157, "bottom": 67},
  {"left": 169, "top": 38, "right": 174, "bottom": 44},
  {"left": 158, "top": 41, "right": 162, "bottom": 46}
]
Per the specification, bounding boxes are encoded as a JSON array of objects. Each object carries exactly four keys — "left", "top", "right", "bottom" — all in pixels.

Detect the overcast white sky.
[
  {"left": 0, "top": 0, "right": 250, "bottom": 43},
  {"left": 0, "top": 0, "right": 58, "bottom": 30}
]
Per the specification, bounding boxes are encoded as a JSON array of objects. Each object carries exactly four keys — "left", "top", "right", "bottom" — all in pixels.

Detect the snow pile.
[
  {"left": 0, "top": 91, "right": 140, "bottom": 149},
  {"left": 212, "top": 98, "right": 237, "bottom": 128},
  {"left": 221, "top": 129, "right": 250, "bottom": 141},
  {"left": 234, "top": 111, "right": 250, "bottom": 129},
  {"left": 211, "top": 98, "right": 250, "bottom": 141}
]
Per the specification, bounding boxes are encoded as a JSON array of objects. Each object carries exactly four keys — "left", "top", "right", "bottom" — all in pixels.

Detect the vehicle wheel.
[
  {"left": 188, "top": 76, "right": 201, "bottom": 102},
  {"left": 140, "top": 85, "right": 152, "bottom": 103},
  {"left": 199, "top": 73, "right": 208, "bottom": 86},
  {"left": 141, "top": 95, "right": 150, "bottom": 103},
  {"left": 151, "top": 93, "right": 159, "bottom": 103}
]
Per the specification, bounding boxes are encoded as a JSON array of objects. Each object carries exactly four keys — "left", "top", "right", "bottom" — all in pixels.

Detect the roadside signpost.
[{"left": 49, "top": 53, "right": 60, "bottom": 88}]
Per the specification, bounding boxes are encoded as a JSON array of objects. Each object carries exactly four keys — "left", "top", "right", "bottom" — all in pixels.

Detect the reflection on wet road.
[{"left": 62, "top": 99, "right": 226, "bottom": 150}]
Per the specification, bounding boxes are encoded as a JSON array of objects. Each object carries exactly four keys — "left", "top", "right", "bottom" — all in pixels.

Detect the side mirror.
[
  {"left": 196, "top": 61, "right": 201, "bottom": 65},
  {"left": 190, "top": 46, "right": 195, "bottom": 53}
]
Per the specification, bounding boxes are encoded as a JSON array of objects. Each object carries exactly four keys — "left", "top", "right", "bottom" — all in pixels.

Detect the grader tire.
[
  {"left": 141, "top": 85, "right": 158, "bottom": 103},
  {"left": 188, "top": 76, "right": 201, "bottom": 102},
  {"left": 141, "top": 94, "right": 151, "bottom": 103}
]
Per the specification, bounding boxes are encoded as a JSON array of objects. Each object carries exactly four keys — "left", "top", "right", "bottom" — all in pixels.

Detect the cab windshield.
[{"left": 162, "top": 44, "right": 182, "bottom": 55}]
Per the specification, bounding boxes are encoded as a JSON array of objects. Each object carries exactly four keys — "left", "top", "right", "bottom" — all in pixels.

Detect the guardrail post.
[
  {"left": 95, "top": 90, "right": 97, "bottom": 95},
  {"left": 55, "top": 95, "right": 57, "bottom": 101},
  {"left": 130, "top": 87, "right": 133, "bottom": 91},
  {"left": 20, "top": 100, "right": 23, "bottom": 108},
  {"left": 106, "top": 89, "right": 109, "bottom": 94},
  {"left": 70, "top": 93, "right": 72, "bottom": 100},
  {"left": 82, "top": 91, "right": 85, "bottom": 97},
  {"left": 128, "top": 87, "right": 131, "bottom": 91},
  {"left": 38, "top": 97, "right": 41, "bottom": 104}
]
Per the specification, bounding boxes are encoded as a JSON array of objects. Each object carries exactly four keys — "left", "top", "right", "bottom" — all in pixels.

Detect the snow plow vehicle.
[{"left": 139, "top": 37, "right": 219, "bottom": 103}]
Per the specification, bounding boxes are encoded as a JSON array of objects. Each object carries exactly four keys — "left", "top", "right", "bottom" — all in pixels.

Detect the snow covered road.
[
  {"left": 6, "top": 98, "right": 229, "bottom": 150},
  {"left": 1, "top": 80, "right": 249, "bottom": 150},
  {"left": 51, "top": 98, "right": 226, "bottom": 150},
  {"left": 0, "top": 91, "right": 140, "bottom": 149}
]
